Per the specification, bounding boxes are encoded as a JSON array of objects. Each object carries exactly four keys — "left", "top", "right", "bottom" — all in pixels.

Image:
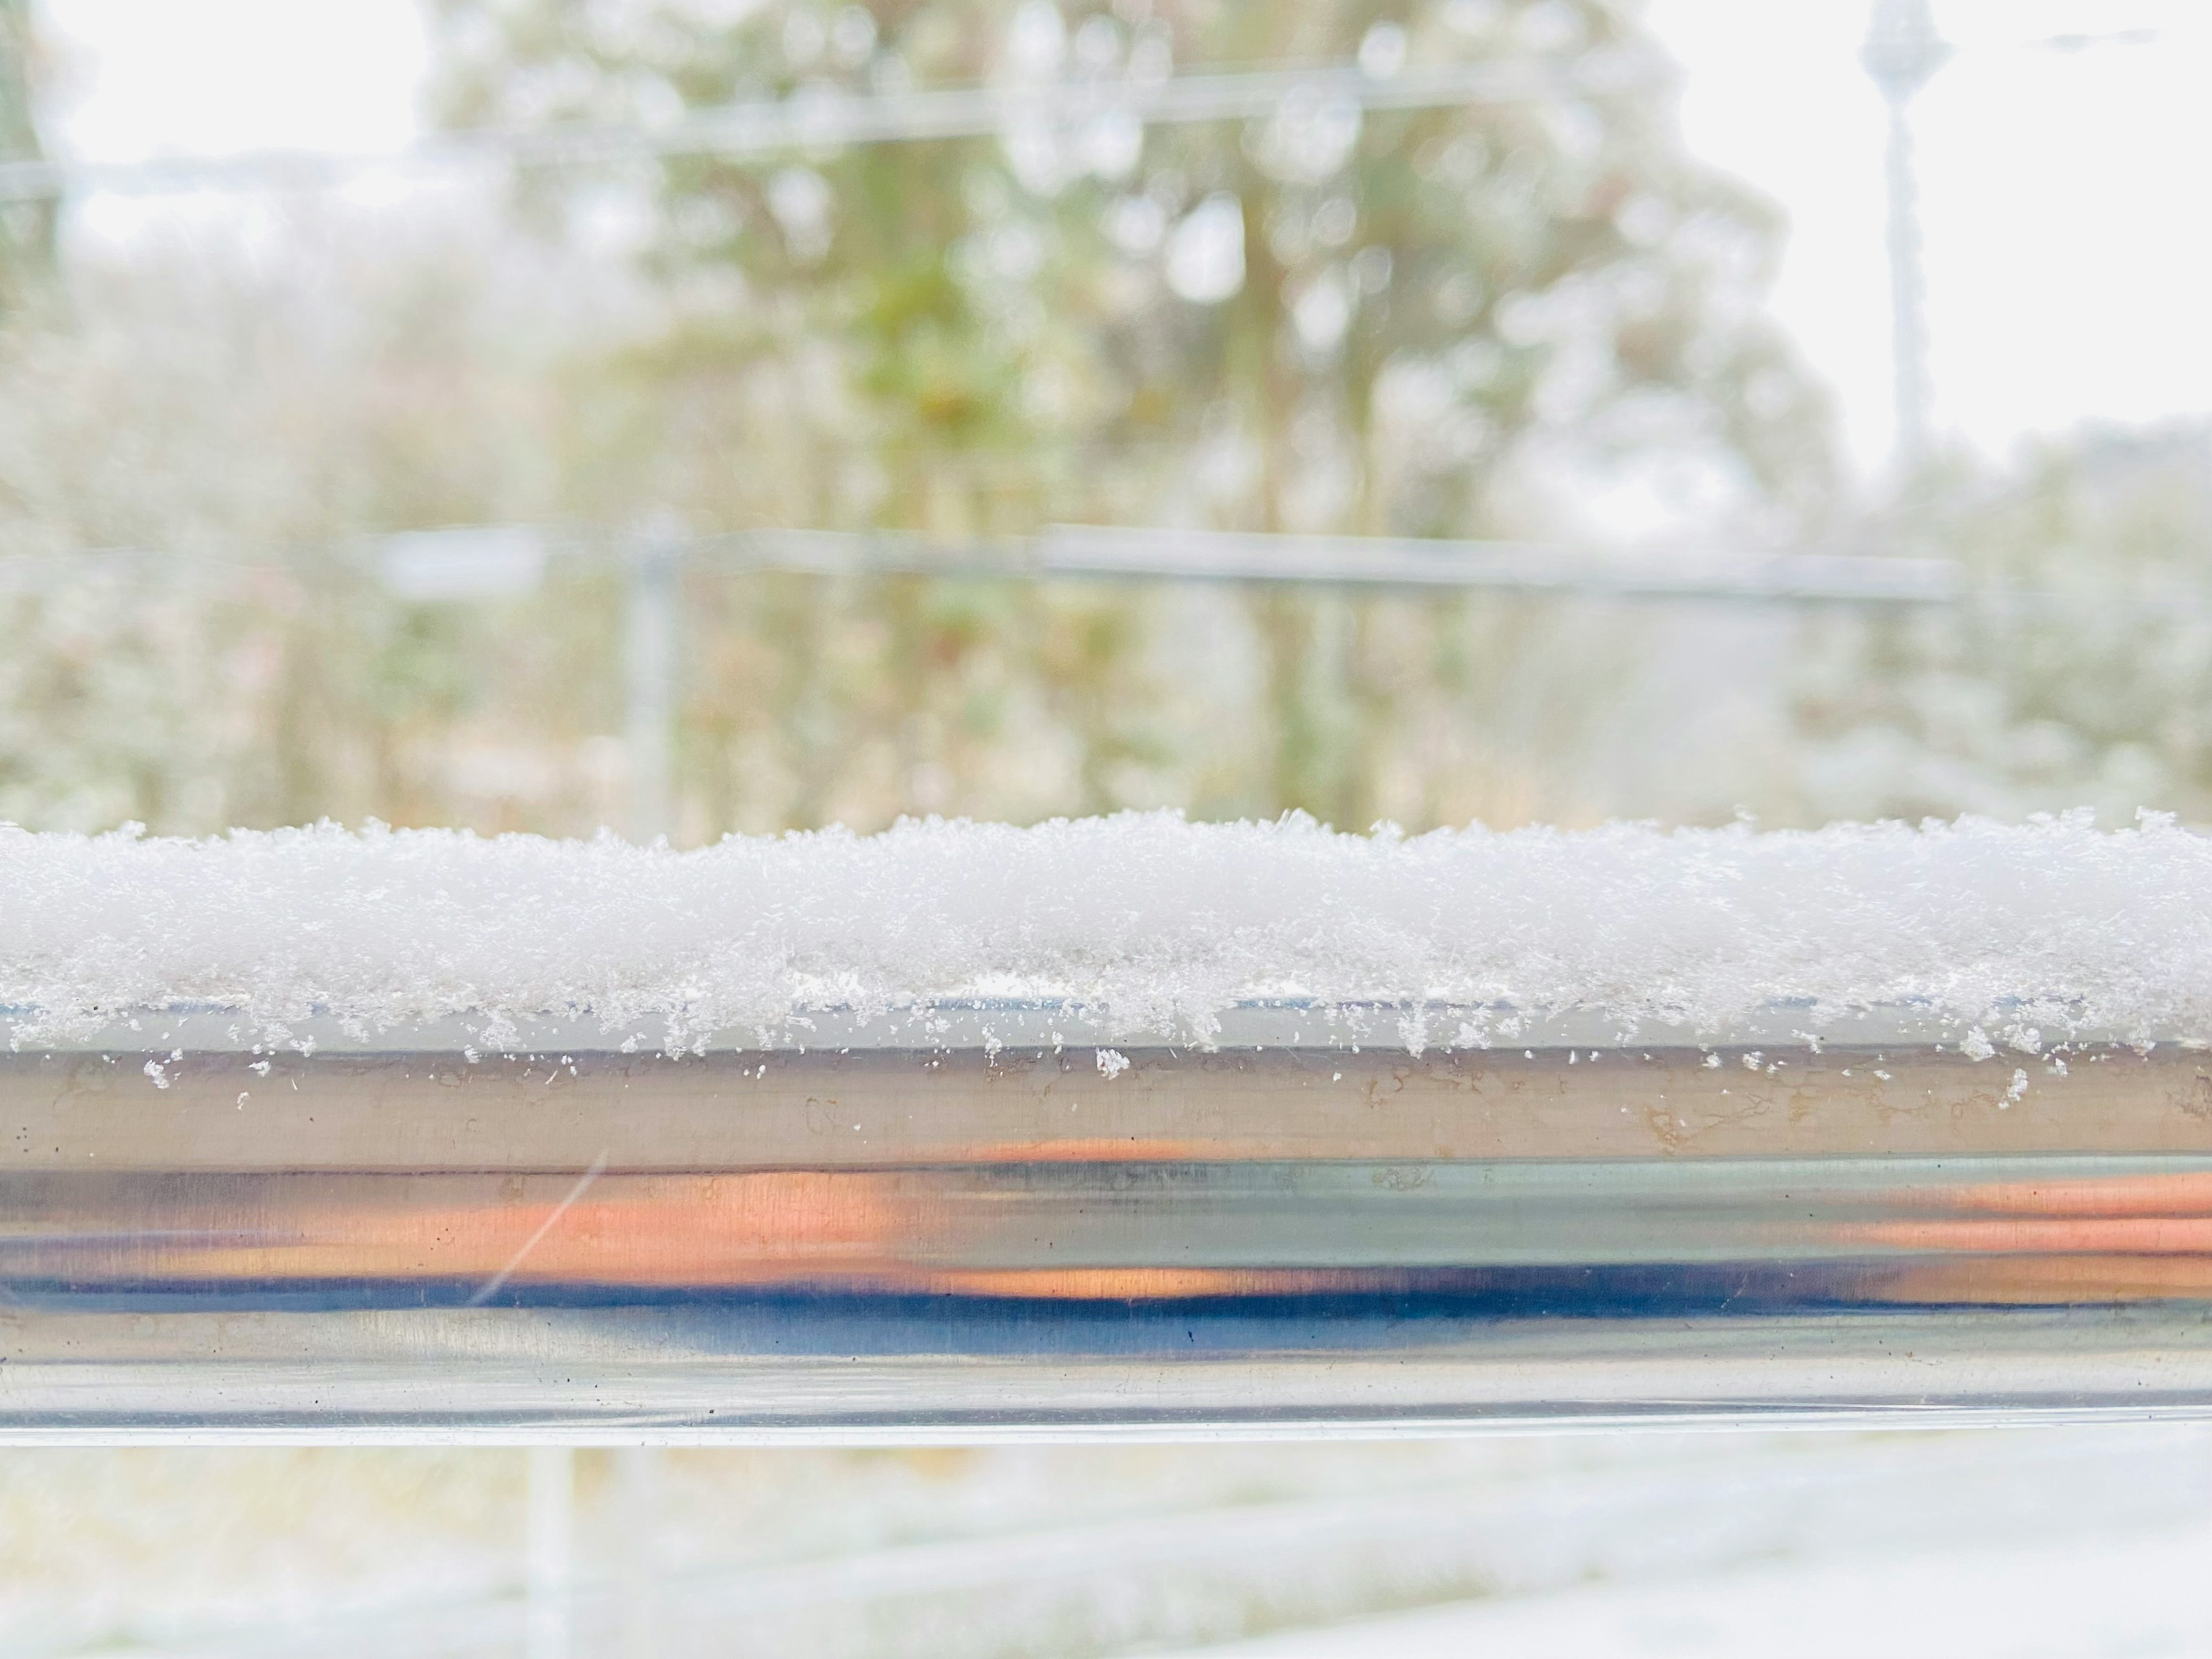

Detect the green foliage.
[
  {"left": 1792, "top": 423, "right": 2212, "bottom": 825},
  {"left": 0, "top": 0, "right": 1836, "bottom": 839},
  {"left": 0, "top": 0, "right": 55, "bottom": 313},
  {"left": 416, "top": 0, "right": 1835, "bottom": 829},
  {"left": 433, "top": 0, "right": 1832, "bottom": 534}
]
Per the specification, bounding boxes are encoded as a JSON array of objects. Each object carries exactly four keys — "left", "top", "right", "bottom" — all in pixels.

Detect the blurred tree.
[
  {"left": 0, "top": 0, "right": 1839, "bottom": 842},
  {"left": 430, "top": 0, "right": 1836, "bottom": 831},
  {"left": 1791, "top": 422, "right": 2212, "bottom": 826},
  {"left": 0, "top": 0, "right": 56, "bottom": 312},
  {"left": 0, "top": 236, "right": 627, "bottom": 836}
]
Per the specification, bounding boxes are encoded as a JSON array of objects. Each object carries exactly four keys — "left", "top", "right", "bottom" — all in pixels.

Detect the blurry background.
[
  {"left": 4, "top": 1, "right": 2212, "bottom": 1654},
  {"left": 7, "top": 0, "right": 2209, "bottom": 844}
]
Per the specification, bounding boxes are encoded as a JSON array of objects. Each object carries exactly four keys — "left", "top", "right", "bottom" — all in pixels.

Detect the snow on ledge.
[{"left": 0, "top": 810, "right": 2206, "bottom": 1056}]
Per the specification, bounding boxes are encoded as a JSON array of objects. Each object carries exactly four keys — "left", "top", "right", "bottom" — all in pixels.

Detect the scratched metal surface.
[{"left": 4, "top": 1041, "right": 2212, "bottom": 1440}]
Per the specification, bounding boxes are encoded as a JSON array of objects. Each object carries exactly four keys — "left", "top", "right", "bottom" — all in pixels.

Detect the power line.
[
  {"left": 2024, "top": 28, "right": 2161, "bottom": 53},
  {"left": 0, "top": 54, "right": 1663, "bottom": 205}
]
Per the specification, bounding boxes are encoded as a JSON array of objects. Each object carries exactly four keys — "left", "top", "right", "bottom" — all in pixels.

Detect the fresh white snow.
[{"left": 0, "top": 809, "right": 2206, "bottom": 1053}]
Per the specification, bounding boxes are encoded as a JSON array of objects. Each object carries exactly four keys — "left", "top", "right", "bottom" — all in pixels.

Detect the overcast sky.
[{"left": 35, "top": 0, "right": 2212, "bottom": 476}]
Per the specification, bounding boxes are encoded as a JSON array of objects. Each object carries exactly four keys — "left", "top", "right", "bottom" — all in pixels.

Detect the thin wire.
[
  {"left": 0, "top": 54, "right": 1664, "bottom": 204},
  {"left": 2022, "top": 28, "right": 2162, "bottom": 53}
]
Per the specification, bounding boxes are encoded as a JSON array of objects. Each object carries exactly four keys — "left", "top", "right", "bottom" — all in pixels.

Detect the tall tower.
[{"left": 1861, "top": 0, "right": 1950, "bottom": 474}]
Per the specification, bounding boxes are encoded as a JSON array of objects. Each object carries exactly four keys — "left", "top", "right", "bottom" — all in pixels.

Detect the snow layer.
[{"left": 0, "top": 810, "right": 2206, "bottom": 1053}]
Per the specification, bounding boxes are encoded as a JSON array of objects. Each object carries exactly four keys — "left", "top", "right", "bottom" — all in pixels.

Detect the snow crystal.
[{"left": 0, "top": 808, "right": 2207, "bottom": 1055}]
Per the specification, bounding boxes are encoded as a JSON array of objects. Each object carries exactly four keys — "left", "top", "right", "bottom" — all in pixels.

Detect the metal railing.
[
  {"left": 0, "top": 522, "right": 1967, "bottom": 603},
  {"left": 4, "top": 1018, "right": 2211, "bottom": 1441},
  {"left": 699, "top": 524, "right": 1964, "bottom": 603}
]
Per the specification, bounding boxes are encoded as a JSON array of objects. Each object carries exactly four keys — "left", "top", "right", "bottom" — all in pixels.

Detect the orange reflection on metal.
[
  {"left": 1878, "top": 1254, "right": 2212, "bottom": 1305},
  {"left": 1910, "top": 1171, "right": 2212, "bottom": 1218},
  {"left": 1849, "top": 1217, "right": 2212, "bottom": 1255},
  {"left": 1845, "top": 1168, "right": 2212, "bottom": 1304},
  {"left": 151, "top": 1171, "right": 912, "bottom": 1289},
  {"left": 908, "top": 1267, "right": 1380, "bottom": 1300}
]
